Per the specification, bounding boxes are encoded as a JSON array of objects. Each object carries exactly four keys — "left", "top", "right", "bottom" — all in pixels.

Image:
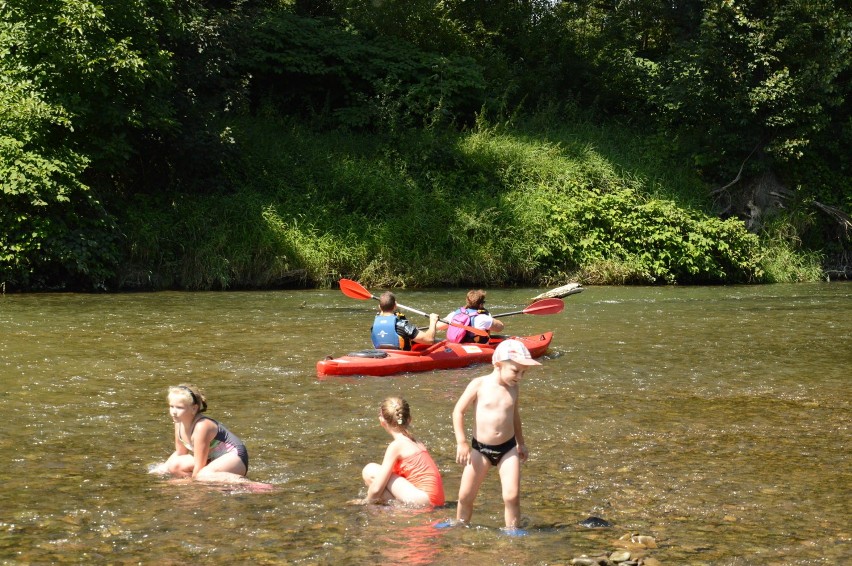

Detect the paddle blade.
[
  {"left": 494, "top": 298, "right": 565, "bottom": 318},
  {"left": 339, "top": 279, "right": 376, "bottom": 301},
  {"left": 524, "top": 298, "right": 565, "bottom": 315},
  {"left": 450, "top": 320, "right": 489, "bottom": 338}
]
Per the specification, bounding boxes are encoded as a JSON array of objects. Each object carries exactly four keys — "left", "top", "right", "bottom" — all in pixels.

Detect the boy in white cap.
[{"left": 451, "top": 339, "right": 541, "bottom": 531}]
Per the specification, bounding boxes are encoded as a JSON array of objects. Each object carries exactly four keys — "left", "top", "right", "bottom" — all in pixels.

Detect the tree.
[
  {"left": 651, "top": 0, "right": 851, "bottom": 180},
  {"left": 1, "top": 0, "right": 174, "bottom": 289}
]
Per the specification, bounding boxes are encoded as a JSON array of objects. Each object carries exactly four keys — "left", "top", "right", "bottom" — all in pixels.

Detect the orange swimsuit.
[{"left": 392, "top": 448, "right": 445, "bottom": 506}]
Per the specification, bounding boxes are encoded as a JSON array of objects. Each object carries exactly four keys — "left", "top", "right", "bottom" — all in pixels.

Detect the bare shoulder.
[
  {"left": 466, "top": 375, "right": 489, "bottom": 392},
  {"left": 392, "top": 436, "right": 421, "bottom": 458},
  {"left": 384, "top": 437, "right": 406, "bottom": 460},
  {"left": 192, "top": 417, "right": 217, "bottom": 438},
  {"left": 455, "top": 376, "right": 484, "bottom": 409}
]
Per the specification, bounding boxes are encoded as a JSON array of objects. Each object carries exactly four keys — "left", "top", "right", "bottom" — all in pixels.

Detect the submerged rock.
[
  {"left": 578, "top": 516, "right": 613, "bottom": 528},
  {"left": 631, "top": 535, "right": 657, "bottom": 548}
]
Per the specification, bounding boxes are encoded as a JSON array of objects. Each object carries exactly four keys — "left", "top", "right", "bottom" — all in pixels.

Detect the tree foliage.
[
  {"left": 243, "top": 11, "right": 486, "bottom": 130},
  {"left": 1, "top": 0, "right": 174, "bottom": 288},
  {"left": 1, "top": 0, "right": 848, "bottom": 290},
  {"left": 652, "top": 0, "right": 851, "bottom": 175}
]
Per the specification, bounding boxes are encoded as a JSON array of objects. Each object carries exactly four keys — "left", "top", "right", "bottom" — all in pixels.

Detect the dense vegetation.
[{"left": 2, "top": 0, "right": 849, "bottom": 291}]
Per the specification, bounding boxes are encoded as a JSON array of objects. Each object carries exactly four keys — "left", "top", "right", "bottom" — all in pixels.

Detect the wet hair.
[
  {"left": 379, "top": 291, "right": 397, "bottom": 313},
  {"left": 466, "top": 289, "right": 486, "bottom": 310},
  {"left": 168, "top": 384, "right": 208, "bottom": 413},
  {"left": 380, "top": 396, "right": 414, "bottom": 439}
]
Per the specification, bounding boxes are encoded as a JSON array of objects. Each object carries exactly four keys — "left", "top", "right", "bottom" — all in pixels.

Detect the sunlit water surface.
[{"left": 0, "top": 284, "right": 849, "bottom": 564}]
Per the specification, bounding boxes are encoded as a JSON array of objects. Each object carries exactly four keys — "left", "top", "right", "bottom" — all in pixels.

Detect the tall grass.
[
  {"left": 759, "top": 222, "right": 824, "bottom": 283},
  {"left": 117, "top": 111, "right": 818, "bottom": 289}
]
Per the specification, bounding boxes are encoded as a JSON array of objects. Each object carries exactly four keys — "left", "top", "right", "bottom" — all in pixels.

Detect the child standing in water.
[
  {"left": 355, "top": 397, "right": 445, "bottom": 507},
  {"left": 452, "top": 339, "right": 540, "bottom": 529},
  {"left": 154, "top": 384, "right": 252, "bottom": 483}
]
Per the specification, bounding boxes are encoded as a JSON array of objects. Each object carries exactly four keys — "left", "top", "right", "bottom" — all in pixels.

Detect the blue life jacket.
[{"left": 371, "top": 313, "right": 408, "bottom": 350}]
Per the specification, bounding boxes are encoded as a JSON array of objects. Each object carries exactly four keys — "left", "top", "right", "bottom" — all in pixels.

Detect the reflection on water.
[{"left": 1, "top": 284, "right": 850, "bottom": 564}]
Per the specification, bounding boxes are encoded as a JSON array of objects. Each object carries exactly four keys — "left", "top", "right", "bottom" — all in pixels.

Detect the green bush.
[{"left": 116, "top": 114, "right": 770, "bottom": 289}]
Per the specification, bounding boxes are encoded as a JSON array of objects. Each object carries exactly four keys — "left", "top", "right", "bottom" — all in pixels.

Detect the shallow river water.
[{"left": 0, "top": 283, "right": 849, "bottom": 565}]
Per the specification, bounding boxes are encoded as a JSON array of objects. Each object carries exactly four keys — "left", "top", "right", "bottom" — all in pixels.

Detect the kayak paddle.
[
  {"left": 493, "top": 298, "right": 565, "bottom": 318},
  {"left": 338, "top": 279, "right": 488, "bottom": 337}
]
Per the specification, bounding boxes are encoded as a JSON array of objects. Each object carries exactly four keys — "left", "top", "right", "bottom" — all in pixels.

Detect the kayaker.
[
  {"left": 437, "top": 289, "right": 504, "bottom": 343},
  {"left": 151, "top": 384, "right": 253, "bottom": 483},
  {"left": 351, "top": 396, "right": 445, "bottom": 507},
  {"left": 451, "top": 339, "right": 540, "bottom": 531},
  {"left": 371, "top": 291, "right": 439, "bottom": 350}
]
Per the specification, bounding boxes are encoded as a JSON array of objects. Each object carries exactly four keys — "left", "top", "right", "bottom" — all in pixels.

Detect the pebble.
[
  {"left": 632, "top": 535, "right": 657, "bottom": 548},
  {"left": 568, "top": 532, "right": 660, "bottom": 566}
]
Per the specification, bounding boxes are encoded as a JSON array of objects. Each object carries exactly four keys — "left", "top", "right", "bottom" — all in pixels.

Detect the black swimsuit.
[{"left": 471, "top": 437, "right": 517, "bottom": 466}]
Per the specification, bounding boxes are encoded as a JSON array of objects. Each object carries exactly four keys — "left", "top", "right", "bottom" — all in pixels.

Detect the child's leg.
[
  {"left": 361, "top": 462, "right": 431, "bottom": 505},
  {"left": 361, "top": 463, "right": 430, "bottom": 505},
  {"left": 195, "top": 452, "right": 248, "bottom": 483},
  {"left": 165, "top": 453, "right": 195, "bottom": 477},
  {"left": 385, "top": 475, "right": 431, "bottom": 507},
  {"left": 456, "top": 451, "right": 489, "bottom": 523},
  {"left": 497, "top": 451, "right": 522, "bottom": 528},
  {"left": 362, "top": 463, "right": 393, "bottom": 502}
]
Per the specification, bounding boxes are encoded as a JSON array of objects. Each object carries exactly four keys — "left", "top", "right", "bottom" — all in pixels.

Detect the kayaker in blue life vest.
[
  {"left": 371, "top": 291, "right": 440, "bottom": 350},
  {"left": 437, "top": 289, "right": 504, "bottom": 344}
]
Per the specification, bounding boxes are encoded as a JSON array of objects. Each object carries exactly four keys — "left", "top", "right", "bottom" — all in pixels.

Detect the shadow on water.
[{"left": 0, "top": 283, "right": 849, "bottom": 563}]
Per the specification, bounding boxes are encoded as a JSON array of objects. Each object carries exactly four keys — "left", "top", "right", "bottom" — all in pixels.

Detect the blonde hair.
[
  {"left": 380, "top": 396, "right": 413, "bottom": 439},
  {"left": 168, "top": 384, "right": 208, "bottom": 413}
]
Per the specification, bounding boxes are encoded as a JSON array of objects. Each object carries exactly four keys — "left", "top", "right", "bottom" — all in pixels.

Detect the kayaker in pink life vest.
[
  {"left": 437, "top": 289, "right": 504, "bottom": 344},
  {"left": 370, "top": 291, "right": 439, "bottom": 350}
]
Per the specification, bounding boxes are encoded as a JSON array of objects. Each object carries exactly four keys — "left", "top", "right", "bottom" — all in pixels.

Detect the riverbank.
[
  {"left": 109, "top": 115, "right": 831, "bottom": 292},
  {"left": 4, "top": 3, "right": 848, "bottom": 294},
  {"left": 4, "top": 113, "right": 839, "bottom": 293}
]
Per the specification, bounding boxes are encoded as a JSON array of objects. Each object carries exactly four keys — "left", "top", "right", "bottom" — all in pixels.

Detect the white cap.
[{"left": 492, "top": 339, "right": 541, "bottom": 366}]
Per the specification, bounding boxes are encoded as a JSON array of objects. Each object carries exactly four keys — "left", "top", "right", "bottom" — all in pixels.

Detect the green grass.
[
  {"left": 758, "top": 222, "right": 825, "bottom": 283},
  {"left": 116, "top": 111, "right": 819, "bottom": 289}
]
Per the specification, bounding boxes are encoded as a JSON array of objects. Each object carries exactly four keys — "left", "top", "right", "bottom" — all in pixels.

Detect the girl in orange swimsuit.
[{"left": 354, "top": 397, "right": 445, "bottom": 507}]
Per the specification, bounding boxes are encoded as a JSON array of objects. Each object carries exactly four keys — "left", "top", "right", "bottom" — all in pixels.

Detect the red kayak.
[{"left": 316, "top": 332, "right": 553, "bottom": 377}]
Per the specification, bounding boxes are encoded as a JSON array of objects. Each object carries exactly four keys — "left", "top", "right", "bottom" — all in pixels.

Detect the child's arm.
[
  {"left": 453, "top": 378, "right": 480, "bottom": 465},
  {"left": 364, "top": 441, "right": 402, "bottom": 503},
  {"left": 172, "top": 423, "right": 188, "bottom": 456},
  {"left": 190, "top": 420, "right": 216, "bottom": 478},
  {"left": 513, "top": 396, "right": 528, "bottom": 463}
]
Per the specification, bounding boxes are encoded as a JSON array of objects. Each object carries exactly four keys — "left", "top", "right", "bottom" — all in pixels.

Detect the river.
[{"left": 0, "top": 283, "right": 849, "bottom": 564}]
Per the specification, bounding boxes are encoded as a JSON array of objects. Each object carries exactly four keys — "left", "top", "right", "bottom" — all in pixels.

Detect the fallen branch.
[
  {"left": 533, "top": 282, "right": 584, "bottom": 300},
  {"left": 709, "top": 141, "right": 763, "bottom": 196},
  {"left": 813, "top": 201, "right": 852, "bottom": 238}
]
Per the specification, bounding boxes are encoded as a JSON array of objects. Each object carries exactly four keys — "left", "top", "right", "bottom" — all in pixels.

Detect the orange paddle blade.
[
  {"left": 494, "top": 298, "right": 564, "bottom": 318},
  {"left": 339, "top": 278, "right": 375, "bottom": 301}
]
